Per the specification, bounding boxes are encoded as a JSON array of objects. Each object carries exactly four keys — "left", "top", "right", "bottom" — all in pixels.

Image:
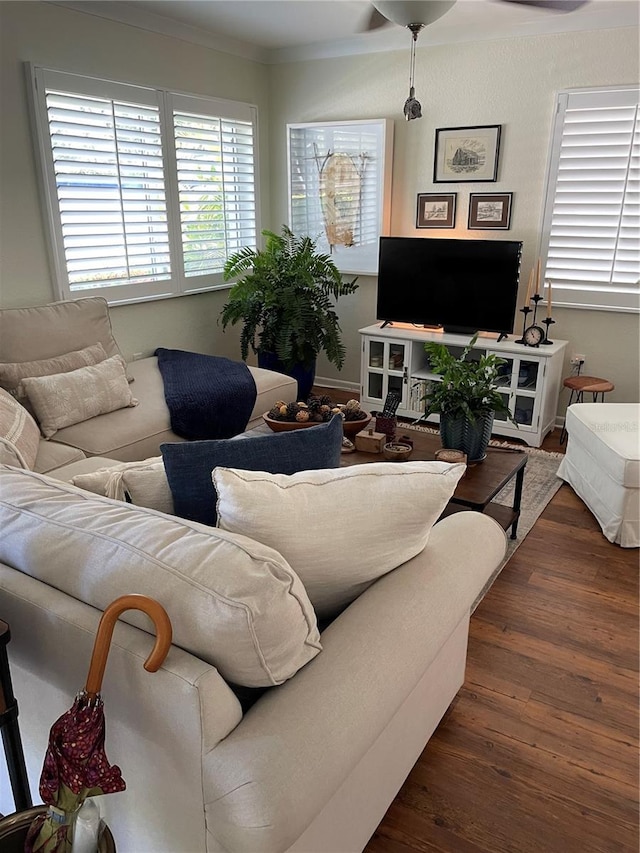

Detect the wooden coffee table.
[{"left": 341, "top": 429, "right": 527, "bottom": 539}]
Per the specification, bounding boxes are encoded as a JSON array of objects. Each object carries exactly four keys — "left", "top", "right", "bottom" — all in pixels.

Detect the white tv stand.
[{"left": 359, "top": 323, "right": 568, "bottom": 447}]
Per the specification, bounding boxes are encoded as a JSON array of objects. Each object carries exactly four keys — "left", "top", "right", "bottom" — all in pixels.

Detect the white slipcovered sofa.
[
  {"left": 0, "top": 459, "right": 507, "bottom": 853},
  {"left": 557, "top": 402, "right": 639, "bottom": 548}
]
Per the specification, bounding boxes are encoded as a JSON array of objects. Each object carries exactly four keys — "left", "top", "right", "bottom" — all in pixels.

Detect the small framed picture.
[
  {"left": 416, "top": 193, "right": 457, "bottom": 228},
  {"left": 468, "top": 192, "right": 513, "bottom": 230},
  {"left": 434, "top": 125, "right": 501, "bottom": 183}
]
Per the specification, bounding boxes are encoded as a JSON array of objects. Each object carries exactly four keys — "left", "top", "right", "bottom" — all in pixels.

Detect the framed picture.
[
  {"left": 468, "top": 193, "right": 513, "bottom": 230},
  {"left": 287, "top": 119, "right": 394, "bottom": 275},
  {"left": 416, "top": 193, "right": 457, "bottom": 228},
  {"left": 433, "top": 125, "right": 501, "bottom": 183}
]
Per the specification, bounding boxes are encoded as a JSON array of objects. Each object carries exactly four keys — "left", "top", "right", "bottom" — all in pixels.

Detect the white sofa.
[{"left": 0, "top": 462, "right": 507, "bottom": 853}]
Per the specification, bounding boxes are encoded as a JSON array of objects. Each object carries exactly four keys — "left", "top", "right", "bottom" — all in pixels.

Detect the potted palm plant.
[
  {"left": 423, "top": 335, "right": 516, "bottom": 462},
  {"left": 220, "top": 226, "right": 358, "bottom": 400}
]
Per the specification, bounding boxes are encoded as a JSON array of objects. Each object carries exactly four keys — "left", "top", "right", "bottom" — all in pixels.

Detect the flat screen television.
[{"left": 376, "top": 236, "right": 523, "bottom": 337}]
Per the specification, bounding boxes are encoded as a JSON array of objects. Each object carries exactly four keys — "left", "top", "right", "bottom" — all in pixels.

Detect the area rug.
[{"left": 401, "top": 423, "right": 565, "bottom": 606}]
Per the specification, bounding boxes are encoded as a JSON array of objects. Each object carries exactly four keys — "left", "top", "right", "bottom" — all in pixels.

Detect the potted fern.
[
  {"left": 220, "top": 226, "right": 358, "bottom": 400},
  {"left": 423, "top": 335, "right": 516, "bottom": 462}
]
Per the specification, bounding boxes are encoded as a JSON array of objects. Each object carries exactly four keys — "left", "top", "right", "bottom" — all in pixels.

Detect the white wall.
[
  {"left": 0, "top": 1, "right": 270, "bottom": 361},
  {"left": 1, "top": 5, "right": 638, "bottom": 407},
  {"left": 268, "top": 27, "right": 640, "bottom": 407}
]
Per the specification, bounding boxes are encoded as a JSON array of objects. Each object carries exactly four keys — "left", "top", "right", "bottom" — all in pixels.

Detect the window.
[
  {"left": 540, "top": 86, "right": 639, "bottom": 313},
  {"left": 29, "top": 65, "right": 258, "bottom": 304}
]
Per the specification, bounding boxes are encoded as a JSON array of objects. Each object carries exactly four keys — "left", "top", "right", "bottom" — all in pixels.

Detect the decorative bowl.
[
  {"left": 382, "top": 442, "right": 413, "bottom": 462},
  {"left": 263, "top": 411, "right": 372, "bottom": 437}
]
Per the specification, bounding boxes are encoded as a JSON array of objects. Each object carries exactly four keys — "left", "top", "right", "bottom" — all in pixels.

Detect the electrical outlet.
[
  {"left": 570, "top": 353, "right": 586, "bottom": 366},
  {"left": 133, "top": 352, "right": 143, "bottom": 361}
]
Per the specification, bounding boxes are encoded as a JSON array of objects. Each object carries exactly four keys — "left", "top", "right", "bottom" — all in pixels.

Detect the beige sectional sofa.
[
  {"left": 0, "top": 297, "right": 297, "bottom": 472},
  {"left": 0, "top": 296, "right": 508, "bottom": 852}
]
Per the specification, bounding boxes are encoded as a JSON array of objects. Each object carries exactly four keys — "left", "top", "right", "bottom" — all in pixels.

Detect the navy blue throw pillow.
[{"left": 161, "top": 414, "right": 343, "bottom": 526}]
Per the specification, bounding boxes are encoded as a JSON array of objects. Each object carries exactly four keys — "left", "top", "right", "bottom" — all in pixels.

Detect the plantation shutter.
[
  {"left": 30, "top": 65, "right": 259, "bottom": 304},
  {"left": 541, "top": 87, "right": 640, "bottom": 312},
  {"left": 34, "top": 68, "right": 172, "bottom": 302},
  {"left": 170, "top": 94, "right": 257, "bottom": 280}
]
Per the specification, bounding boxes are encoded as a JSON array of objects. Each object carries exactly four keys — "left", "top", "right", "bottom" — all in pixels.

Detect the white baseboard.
[{"left": 314, "top": 376, "right": 361, "bottom": 394}]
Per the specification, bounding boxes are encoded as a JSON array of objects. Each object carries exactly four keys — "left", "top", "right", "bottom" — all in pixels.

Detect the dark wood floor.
[{"left": 319, "top": 389, "right": 639, "bottom": 853}]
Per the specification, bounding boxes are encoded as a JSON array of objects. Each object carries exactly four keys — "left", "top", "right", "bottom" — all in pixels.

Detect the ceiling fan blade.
[
  {"left": 363, "top": 7, "right": 392, "bottom": 31},
  {"left": 500, "top": 0, "right": 589, "bottom": 11}
]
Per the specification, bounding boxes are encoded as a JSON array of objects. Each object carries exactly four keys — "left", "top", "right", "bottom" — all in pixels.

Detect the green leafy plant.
[
  {"left": 423, "top": 335, "right": 516, "bottom": 424},
  {"left": 220, "top": 226, "right": 358, "bottom": 370}
]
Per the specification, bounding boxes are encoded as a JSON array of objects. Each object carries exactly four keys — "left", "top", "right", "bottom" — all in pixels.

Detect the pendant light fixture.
[{"left": 403, "top": 22, "right": 424, "bottom": 121}]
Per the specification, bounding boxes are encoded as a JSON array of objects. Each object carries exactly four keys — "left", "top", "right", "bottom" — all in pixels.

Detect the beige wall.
[
  {"left": 1, "top": 4, "right": 638, "bottom": 407},
  {"left": 0, "top": 1, "right": 270, "bottom": 361},
  {"left": 268, "top": 27, "right": 640, "bottom": 408}
]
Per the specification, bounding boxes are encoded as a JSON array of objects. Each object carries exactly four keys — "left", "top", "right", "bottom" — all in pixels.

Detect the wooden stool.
[{"left": 560, "top": 375, "right": 615, "bottom": 444}]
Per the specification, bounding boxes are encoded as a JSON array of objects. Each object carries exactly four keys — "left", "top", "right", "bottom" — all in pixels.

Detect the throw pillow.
[
  {"left": 161, "top": 413, "right": 343, "bottom": 526},
  {"left": 0, "top": 342, "right": 108, "bottom": 403},
  {"left": 213, "top": 460, "right": 466, "bottom": 619},
  {"left": 0, "top": 387, "right": 40, "bottom": 470},
  {"left": 21, "top": 355, "right": 138, "bottom": 439},
  {"left": 70, "top": 457, "right": 173, "bottom": 514},
  {"left": 0, "top": 466, "right": 321, "bottom": 688}
]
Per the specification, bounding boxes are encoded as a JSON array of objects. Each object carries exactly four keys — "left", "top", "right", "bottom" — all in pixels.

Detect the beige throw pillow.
[
  {"left": 0, "top": 343, "right": 108, "bottom": 403},
  {"left": 22, "top": 355, "right": 138, "bottom": 439},
  {"left": 71, "top": 457, "right": 173, "bottom": 514},
  {"left": 0, "top": 388, "right": 40, "bottom": 469},
  {"left": 214, "top": 460, "right": 466, "bottom": 619}
]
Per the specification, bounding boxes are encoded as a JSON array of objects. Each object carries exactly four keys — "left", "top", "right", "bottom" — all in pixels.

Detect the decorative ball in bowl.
[
  {"left": 382, "top": 442, "right": 413, "bottom": 462},
  {"left": 263, "top": 396, "right": 371, "bottom": 436}
]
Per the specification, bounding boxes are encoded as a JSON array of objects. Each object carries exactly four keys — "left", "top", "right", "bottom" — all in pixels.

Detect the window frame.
[
  {"left": 27, "top": 63, "right": 260, "bottom": 306},
  {"left": 539, "top": 85, "right": 639, "bottom": 314}
]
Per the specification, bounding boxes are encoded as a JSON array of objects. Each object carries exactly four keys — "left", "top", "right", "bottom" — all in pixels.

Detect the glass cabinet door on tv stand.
[
  {"left": 362, "top": 337, "right": 408, "bottom": 412},
  {"left": 359, "top": 324, "right": 568, "bottom": 448}
]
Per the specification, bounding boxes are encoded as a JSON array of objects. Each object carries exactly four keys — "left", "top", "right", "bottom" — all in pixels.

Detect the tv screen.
[{"left": 376, "top": 237, "right": 523, "bottom": 336}]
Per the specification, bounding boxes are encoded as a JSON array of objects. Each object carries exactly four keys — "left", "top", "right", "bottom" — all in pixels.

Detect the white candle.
[
  {"left": 524, "top": 268, "right": 534, "bottom": 307},
  {"left": 535, "top": 258, "right": 542, "bottom": 295},
  {"left": 546, "top": 280, "right": 552, "bottom": 318}
]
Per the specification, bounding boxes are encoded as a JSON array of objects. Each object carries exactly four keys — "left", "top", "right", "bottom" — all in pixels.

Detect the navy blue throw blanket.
[{"left": 155, "top": 348, "right": 257, "bottom": 441}]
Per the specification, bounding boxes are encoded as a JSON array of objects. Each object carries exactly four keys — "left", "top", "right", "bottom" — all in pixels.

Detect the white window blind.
[
  {"left": 540, "top": 87, "right": 640, "bottom": 312},
  {"left": 29, "top": 66, "right": 258, "bottom": 304}
]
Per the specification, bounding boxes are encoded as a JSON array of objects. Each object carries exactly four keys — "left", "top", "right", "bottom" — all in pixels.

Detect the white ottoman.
[{"left": 557, "top": 403, "right": 639, "bottom": 547}]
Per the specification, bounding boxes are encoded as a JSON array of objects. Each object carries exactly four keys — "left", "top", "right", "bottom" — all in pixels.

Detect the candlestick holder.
[
  {"left": 530, "top": 293, "right": 544, "bottom": 326},
  {"left": 541, "top": 316, "right": 555, "bottom": 345},
  {"left": 514, "top": 306, "right": 532, "bottom": 344}
]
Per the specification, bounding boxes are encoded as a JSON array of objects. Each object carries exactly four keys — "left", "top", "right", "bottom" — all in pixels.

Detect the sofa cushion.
[
  {"left": 0, "top": 343, "right": 108, "bottom": 404},
  {"left": 0, "top": 388, "right": 40, "bottom": 469},
  {"left": 0, "top": 466, "right": 321, "bottom": 687},
  {"left": 214, "top": 460, "right": 466, "bottom": 619},
  {"left": 0, "top": 297, "right": 123, "bottom": 363},
  {"left": 33, "top": 441, "right": 86, "bottom": 474},
  {"left": 22, "top": 355, "right": 138, "bottom": 439},
  {"left": 161, "top": 414, "right": 344, "bottom": 526}
]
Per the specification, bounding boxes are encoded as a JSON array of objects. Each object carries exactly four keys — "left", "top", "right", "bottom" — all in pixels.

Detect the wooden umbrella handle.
[{"left": 85, "top": 594, "right": 172, "bottom": 697}]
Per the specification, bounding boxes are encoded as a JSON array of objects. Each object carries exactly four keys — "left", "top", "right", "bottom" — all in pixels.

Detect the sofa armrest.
[
  {"left": 0, "top": 565, "right": 243, "bottom": 851},
  {"left": 203, "top": 512, "right": 507, "bottom": 853}
]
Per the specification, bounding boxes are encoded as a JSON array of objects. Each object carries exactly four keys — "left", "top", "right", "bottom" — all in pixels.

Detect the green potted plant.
[
  {"left": 220, "top": 226, "right": 358, "bottom": 400},
  {"left": 423, "top": 335, "right": 516, "bottom": 462}
]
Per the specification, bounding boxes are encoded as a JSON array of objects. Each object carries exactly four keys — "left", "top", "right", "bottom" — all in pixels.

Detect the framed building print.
[
  {"left": 287, "top": 119, "right": 394, "bottom": 275},
  {"left": 468, "top": 192, "right": 513, "bottom": 230},
  {"left": 433, "top": 125, "right": 501, "bottom": 183},
  {"left": 416, "top": 193, "right": 456, "bottom": 228}
]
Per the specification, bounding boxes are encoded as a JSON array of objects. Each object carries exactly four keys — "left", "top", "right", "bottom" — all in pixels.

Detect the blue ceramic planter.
[
  {"left": 439, "top": 412, "right": 494, "bottom": 462},
  {"left": 258, "top": 352, "right": 316, "bottom": 402}
]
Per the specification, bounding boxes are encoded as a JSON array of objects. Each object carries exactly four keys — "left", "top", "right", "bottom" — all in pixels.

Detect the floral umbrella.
[{"left": 24, "top": 595, "right": 172, "bottom": 853}]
